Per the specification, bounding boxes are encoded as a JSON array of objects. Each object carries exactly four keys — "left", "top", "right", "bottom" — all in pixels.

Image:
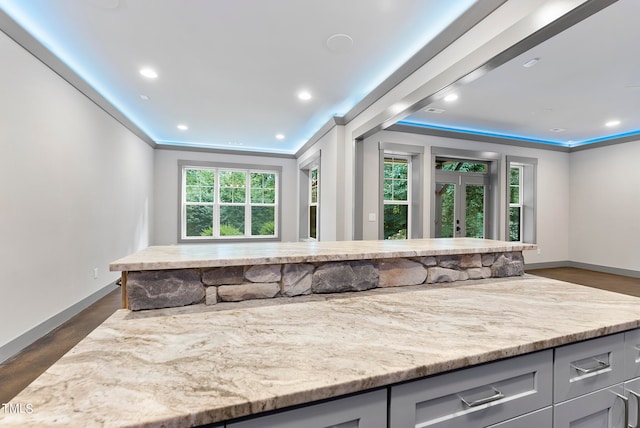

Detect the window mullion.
[
  {"left": 214, "top": 169, "right": 220, "bottom": 238},
  {"left": 245, "top": 171, "right": 251, "bottom": 237}
]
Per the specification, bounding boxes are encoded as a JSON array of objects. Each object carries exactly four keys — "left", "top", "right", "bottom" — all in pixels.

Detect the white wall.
[
  {"left": 361, "top": 131, "right": 571, "bottom": 264},
  {"left": 0, "top": 31, "right": 154, "bottom": 358},
  {"left": 569, "top": 140, "right": 640, "bottom": 271},
  {"left": 153, "top": 149, "right": 298, "bottom": 244}
]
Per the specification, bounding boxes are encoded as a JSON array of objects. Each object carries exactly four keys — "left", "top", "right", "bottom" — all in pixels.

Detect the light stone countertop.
[
  {"left": 109, "top": 238, "right": 536, "bottom": 271},
  {"left": 2, "top": 275, "right": 640, "bottom": 427}
]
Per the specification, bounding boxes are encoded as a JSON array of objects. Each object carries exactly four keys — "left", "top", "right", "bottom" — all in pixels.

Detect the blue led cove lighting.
[
  {"left": 0, "top": 0, "right": 478, "bottom": 153},
  {"left": 396, "top": 121, "right": 572, "bottom": 147}
]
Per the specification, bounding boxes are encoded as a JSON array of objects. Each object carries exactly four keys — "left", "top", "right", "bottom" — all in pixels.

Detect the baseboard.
[
  {"left": 525, "top": 261, "right": 571, "bottom": 270},
  {"left": 0, "top": 281, "right": 119, "bottom": 364},
  {"left": 526, "top": 260, "right": 640, "bottom": 278}
]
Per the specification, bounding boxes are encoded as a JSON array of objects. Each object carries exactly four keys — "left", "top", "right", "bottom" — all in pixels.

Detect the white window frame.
[
  {"left": 505, "top": 156, "right": 537, "bottom": 244},
  {"left": 298, "top": 151, "right": 321, "bottom": 242},
  {"left": 308, "top": 166, "right": 319, "bottom": 240},
  {"left": 178, "top": 161, "right": 281, "bottom": 243},
  {"left": 509, "top": 164, "right": 524, "bottom": 242},
  {"left": 383, "top": 155, "right": 412, "bottom": 240}
]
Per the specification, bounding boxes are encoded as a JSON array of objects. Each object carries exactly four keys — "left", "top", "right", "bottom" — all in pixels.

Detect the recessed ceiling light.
[
  {"left": 140, "top": 94, "right": 150, "bottom": 100},
  {"left": 177, "top": 124, "right": 188, "bottom": 131},
  {"left": 390, "top": 102, "right": 408, "bottom": 114},
  {"left": 297, "top": 91, "right": 312, "bottom": 101},
  {"left": 605, "top": 120, "right": 621, "bottom": 127},
  {"left": 424, "top": 107, "right": 445, "bottom": 114},
  {"left": 275, "top": 133, "right": 285, "bottom": 140},
  {"left": 326, "top": 34, "right": 354, "bottom": 53},
  {"left": 523, "top": 58, "right": 540, "bottom": 68},
  {"left": 139, "top": 68, "right": 158, "bottom": 79},
  {"left": 443, "top": 94, "right": 458, "bottom": 102}
]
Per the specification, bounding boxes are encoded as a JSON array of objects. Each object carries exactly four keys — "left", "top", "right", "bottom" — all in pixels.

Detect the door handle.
[
  {"left": 613, "top": 393, "right": 629, "bottom": 428},
  {"left": 459, "top": 387, "right": 504, "bottom": 408},
  {"left": 571, "top": 358, "right": 610, "bottom": 374},
  {"left": 629, "top": 389, "right": 640, "bottom": 428}
]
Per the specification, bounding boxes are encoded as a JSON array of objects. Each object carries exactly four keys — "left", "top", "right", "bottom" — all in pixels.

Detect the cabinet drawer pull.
[
  {"left": 459, "top": 387, "right": 505, "bottom": 408},
  {"left": 613, "top": 393, "right": 629, "bottom": 428},
  {"left": 571, "top": 358, "right": 610, "bottom": 374},
  {"left": 629, "top": 389, "right": 640, "bottom": 428}
]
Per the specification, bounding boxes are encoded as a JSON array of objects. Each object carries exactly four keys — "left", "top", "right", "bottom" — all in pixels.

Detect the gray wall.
[
  {"left": 153, "top": 148, "right": 299, "bottom": 244},
  {"left": 569, "top": 140, "right": 640, "bottom": 272},
  {"left": 0, "top": 31, "right": 154, "bottom": 358}
]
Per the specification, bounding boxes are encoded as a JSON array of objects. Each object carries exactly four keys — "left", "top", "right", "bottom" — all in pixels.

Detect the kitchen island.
[
  {"left": 2, "top": 274, "right": 640, "bottom": 427},
  {"left": 109, "top": 238, "right": 536, "bottom": 310}
]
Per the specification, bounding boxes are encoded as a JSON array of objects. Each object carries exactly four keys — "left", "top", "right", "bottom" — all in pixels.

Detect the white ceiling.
[
  {"left": 1, "top": 0, "right": 638, "bottom": 154},
  {"left": 0, "top": 0, "right": 477, "bottom": 154},
  {"left": 401, "top": 0, "right": 640, "bottom": 148}
]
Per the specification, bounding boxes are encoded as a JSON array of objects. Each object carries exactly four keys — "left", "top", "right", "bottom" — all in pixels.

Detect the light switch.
[{"left": 368, "top": 213, "right": 376, "bottom": 222}]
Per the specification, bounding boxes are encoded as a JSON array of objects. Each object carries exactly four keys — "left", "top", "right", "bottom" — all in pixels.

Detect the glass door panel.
[
  {"left": 465, "top": 184, "right": 485, "bottom": 238},
  {"left": 435, "top": 182, "right": 455, "bottom": 238}
]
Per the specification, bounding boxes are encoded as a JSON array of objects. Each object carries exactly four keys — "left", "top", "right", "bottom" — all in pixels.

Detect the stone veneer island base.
[{"left": 109, "top": 238, "right": 536, "bottom": 311}]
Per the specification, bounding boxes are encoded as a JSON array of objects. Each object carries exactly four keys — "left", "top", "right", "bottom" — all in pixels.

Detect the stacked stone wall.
[{"left": 126, "top": 251, "right": 525, "bottom": 310}]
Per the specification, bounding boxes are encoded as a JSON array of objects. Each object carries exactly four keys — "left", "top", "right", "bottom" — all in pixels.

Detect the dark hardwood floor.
[
  {"left": 1, "top": 267, "right": 638, "bottom": 404},
  {"left": 0, "top": 289, "right": 121, "bottom": 404},
  {"left": 527, "top": 266, "right": 640, "bottom": 297}
]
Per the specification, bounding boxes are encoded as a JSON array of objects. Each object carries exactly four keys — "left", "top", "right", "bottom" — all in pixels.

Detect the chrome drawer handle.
[
  {"left": 629, "top": 389, "right": 640, "bottom": 428},
  {"left": 613, "top": 393, "right": 629, "bottom": 428},
  {"left": 571, "top": 358, "right": 610, "bottom": 374},
  {"left": 459, "top": 387, "right": 505, "bottom": 408}
]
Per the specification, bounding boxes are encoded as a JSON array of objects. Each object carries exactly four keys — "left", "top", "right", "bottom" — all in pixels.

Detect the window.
[
  {"left": 309, "top": 166, "right": 319, "bottom": 240},
  {"left": 509, "top": 165, "right": 523, "bottom": 241},
  {"left": 383, "top": 156, "right": 410, "bottom": 239},
  {"left": 506, "top": 156, "right": 537, "bottom": 243},
  {"left": 180, "top": 163, "right": 279, "bottom": 241},
  {"left": 298, "top": 153, "right": 320, "bottom": 241},
  {"left": 435, "top": 159, "right": 488, "bottom": 173}
]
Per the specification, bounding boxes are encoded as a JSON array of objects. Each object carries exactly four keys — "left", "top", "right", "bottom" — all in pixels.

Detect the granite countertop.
[
  {"left": 109, "top": 238, "right": 536, "bottom": 271},
  {"left": 3, "top": 275, "right": 640, "bottom": 427}
]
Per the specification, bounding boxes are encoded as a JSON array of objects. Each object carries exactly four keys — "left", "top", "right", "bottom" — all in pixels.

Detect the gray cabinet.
[
  {"left": 486, "top": 406, "right": 552, "bottom": 427},
  {"left": 553, "top": 329, "right": 640, "bottom": 428},
  {"left": 226, "top": 389, "right": 387, "bottom": 428},
  {"left": 553, "top": 384, "right": 626, "bottom": 428},
  {"left": 625, "top": 378, "right": 640, "bottom": 428},
  {"left": 625, "top": 329, "right": 640, "bottom": 380},
  {"left": 553, "top": 332, "right": 626, "bottom": 402},
  {"left": 389, "top": 350, "right": 553, "bottom": 428},
  {"left": 625, "top": 329, "right": 640, "bottom": 428}
]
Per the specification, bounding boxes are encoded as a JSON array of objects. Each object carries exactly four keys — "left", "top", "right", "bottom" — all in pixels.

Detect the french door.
[{"left": 435, "top": 173, "right": 488, "bottom": 238}]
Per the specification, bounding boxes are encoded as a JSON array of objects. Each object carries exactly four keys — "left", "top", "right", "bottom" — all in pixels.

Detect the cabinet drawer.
[
  {"left": 553, "top": 384, "right": 626, "bottom": 428},
  {"left": 554, "top": 332, "right": 625, "bottom": 402},
  {"left": 389, "top": 350, "right": 552, "bottom": 428},
  {"left": 486, "top": 406, "right": 551, "bottom": 427},
  {"left": 626, "top": 329, "right": 640, "bottom": 380},
  {"left": 226, "top": 389, "right": 387, "bottom": 428}
]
